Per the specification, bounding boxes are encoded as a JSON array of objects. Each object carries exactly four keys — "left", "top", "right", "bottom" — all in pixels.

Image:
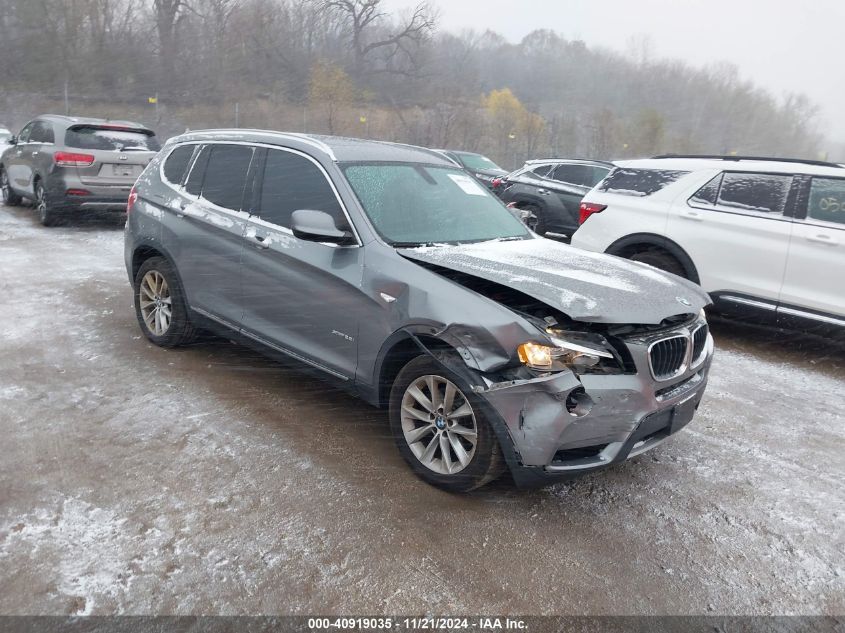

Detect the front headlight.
[{"left": 518, "top": 337, "right": 615, "bottom": 372}]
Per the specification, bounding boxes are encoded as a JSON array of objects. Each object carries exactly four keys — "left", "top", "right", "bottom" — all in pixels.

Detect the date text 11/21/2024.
[{"left": 307, "top": 617, "right": 528, "bottom": 630}]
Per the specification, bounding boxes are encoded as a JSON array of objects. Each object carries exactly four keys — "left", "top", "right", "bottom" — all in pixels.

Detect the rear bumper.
[{"left": 45, "top": 172, "right": 132, "bottom": 211}]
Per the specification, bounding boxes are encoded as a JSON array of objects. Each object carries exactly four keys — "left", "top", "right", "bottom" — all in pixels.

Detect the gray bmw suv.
[
  {"left": 125, "top": 130, "right": 714, "bottom": 491},
  {"left": 0, "top": 115, "right": 160, "bottom": 225}
]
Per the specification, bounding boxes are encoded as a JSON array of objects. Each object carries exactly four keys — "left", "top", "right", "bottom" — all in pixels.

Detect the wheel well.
[
  {"left": 132, "top": 245, "right": 165, "bottom": 281},
  {"left": 606, "top": 234, "right": 700, "bottom": 284},
  {"left": 376, "top": 334, "right": 459, "bottom": 408}
]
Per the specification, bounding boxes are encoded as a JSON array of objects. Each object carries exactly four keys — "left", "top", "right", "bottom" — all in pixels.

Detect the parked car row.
[
  {"left": 2, "top": 114, "right": 841, "bottom": 490},
  {"left": 444, "top": 147, "right": 844, "bottom": 335}
]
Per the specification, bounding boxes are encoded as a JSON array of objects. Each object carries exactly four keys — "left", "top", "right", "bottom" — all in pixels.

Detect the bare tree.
[
  {"left": 321, "top": 0, "right": 436, "bottom": 78},
  {"left": 153, "top": 0, "right": 191, "bottom": 89}
]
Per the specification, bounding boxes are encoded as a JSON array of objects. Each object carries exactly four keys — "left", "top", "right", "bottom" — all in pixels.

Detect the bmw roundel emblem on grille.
[{"left": 676, "top": 296, "right": 692, "bottom": 307}]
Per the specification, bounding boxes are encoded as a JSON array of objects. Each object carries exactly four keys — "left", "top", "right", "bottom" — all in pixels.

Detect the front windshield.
[
  {"left": 457, "top": 153, "right": 502, "bottom": 171},
  {"left": 342, "top": 162, "right": 530, "bottom": 246}
]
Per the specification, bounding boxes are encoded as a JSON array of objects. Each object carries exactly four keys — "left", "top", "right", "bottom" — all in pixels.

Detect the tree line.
[{"left": 0, "top": 0, "right": 826, "bottom": 168}]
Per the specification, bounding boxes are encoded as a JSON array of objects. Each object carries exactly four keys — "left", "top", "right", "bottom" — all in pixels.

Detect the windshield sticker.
[{"left": 448, "top": 174, "right": 487, "bottom": 196}]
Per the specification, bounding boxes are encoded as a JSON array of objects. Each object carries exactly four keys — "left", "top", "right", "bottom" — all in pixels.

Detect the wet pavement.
[{"left": 0, "top": 202, "right": 842, "bottom": 616}]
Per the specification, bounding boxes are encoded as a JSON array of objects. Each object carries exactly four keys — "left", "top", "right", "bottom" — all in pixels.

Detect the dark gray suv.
[
  {"left": 124, "top": 130, "right": 714, "bottom": 491},
  {"left": 0, "top": 115, "right": 160, "bottom": 225}
]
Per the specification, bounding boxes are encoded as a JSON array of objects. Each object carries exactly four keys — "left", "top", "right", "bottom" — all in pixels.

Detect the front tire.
[
  {"left": 134, "top": 256, "right": 197, "bottom": 347},
  {"left": 389, "top": 355, "right": 505, "bottom": 492},
  {"left": 1, "top": 167, "right": 22, "bottom": 206},
  {"left": 629, "top": 248, "right": 687, "bottom": 279}
]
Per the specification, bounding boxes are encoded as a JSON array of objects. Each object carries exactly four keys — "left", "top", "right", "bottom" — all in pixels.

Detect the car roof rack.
[{"left": 652, "top": 154, "right": 843, "bottom": 169}]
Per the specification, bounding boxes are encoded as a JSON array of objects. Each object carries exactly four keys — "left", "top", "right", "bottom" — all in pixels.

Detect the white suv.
[{"left": 571, "top": 155, "right": 845, "bottom": 331}]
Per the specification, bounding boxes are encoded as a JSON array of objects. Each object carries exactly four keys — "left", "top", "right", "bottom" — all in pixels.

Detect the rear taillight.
[
  {"left": 54, "top": 151, "right": 95, "bottom": 167},
  {"left": 579, "top": 202, "right": 607, "bottom": 225},
  {"left": 127, "top": 186, "right": 138, "bottom": 215}
]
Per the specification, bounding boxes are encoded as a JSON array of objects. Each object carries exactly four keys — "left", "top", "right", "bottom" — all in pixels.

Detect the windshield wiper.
[{"left": 390, "top": 241, "right": 442, "bottom": 248}]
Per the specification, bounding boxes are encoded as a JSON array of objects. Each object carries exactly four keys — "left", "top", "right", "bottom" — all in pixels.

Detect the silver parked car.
[
  {"left": 124, "top": 130, "right": 714, "bottom": 491},
  {"left": 0, "top": 114, "right": 160, "bottom": 225}
]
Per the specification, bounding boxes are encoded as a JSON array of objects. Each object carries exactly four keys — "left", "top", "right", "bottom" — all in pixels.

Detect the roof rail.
[
  {"left": 652, "top": 154, "right": 843, "bottom": 169},
  {"left": 526, "top": 158, "right": 615, "bottom": 166}
]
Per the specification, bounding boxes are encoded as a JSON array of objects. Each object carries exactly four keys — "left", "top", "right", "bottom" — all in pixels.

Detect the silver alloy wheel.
[
  {"left": 139, "top": 270, "right": 173, "bottom": 337},
  {"left": 36, "top": 184, "right": 47, "bottom": 220},
  {"left": 400, "top": 374, "right": 478, "bottom": 475}
]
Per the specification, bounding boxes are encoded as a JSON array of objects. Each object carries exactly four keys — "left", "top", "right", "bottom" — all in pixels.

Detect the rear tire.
[
  {"left": 522, "top": 204, "right": 546, "bottom": 235},
  {"left": 389, "top": 355, "right": 505, "bottom": 492},
  {"left": 134, "top": 256, "right": 197, "bottom": 347},
  {"left": 1, "top": 167, "right": 22, "bottom": 206},
  {"left": 629, "top": 248, "right": 687, "bottom": 279},
  {"left": 35, "top": 180, "right": 60, "bottom": 226}
]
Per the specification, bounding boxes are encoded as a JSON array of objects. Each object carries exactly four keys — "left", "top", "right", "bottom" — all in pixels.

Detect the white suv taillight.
[{"left": 579, "top": 202, "right": 607, "bottom": 225}]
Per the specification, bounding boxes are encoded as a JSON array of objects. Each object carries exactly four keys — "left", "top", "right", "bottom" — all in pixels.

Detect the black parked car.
[
  {"left": 499, "top": 159, "right": 614, "bottom": 237},
  {"left": 434, "top": 149, "right": 507, "bottom": 188}
]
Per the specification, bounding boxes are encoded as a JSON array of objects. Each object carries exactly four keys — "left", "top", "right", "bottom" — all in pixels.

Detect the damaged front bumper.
[{"left": 477, "top": 326, "right": 714, "bottom": 488}]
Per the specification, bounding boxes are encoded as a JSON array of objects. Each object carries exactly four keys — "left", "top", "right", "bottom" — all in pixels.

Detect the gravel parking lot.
[{"left": 0, "top": 202, "right": 843, "bottom": 617}]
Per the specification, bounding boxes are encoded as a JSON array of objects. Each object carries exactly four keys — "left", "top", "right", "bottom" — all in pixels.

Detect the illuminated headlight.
[{"left": 518, "top": 337, "right": 615, "bottom": 372}]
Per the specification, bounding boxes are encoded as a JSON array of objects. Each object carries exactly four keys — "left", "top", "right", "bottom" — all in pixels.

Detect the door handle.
[
  {"left": 247, "top": 233, "right": 270, "bottom": 249},
  {"left": 807, "top": 234, "right": 838, "bottom": 246},
  {"left": 680, "top": 210, "right": 704, "bottom": 221},
  {"left": 537, "top": 188, "right": 550, "bottom": 195},
  {"left": 31, "top": 151, "right": 39, "bottom": 157}
]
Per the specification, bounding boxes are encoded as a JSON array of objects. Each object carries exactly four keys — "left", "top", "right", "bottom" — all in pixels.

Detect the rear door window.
[
  {"left": 717, "top": 172, "right": 792, "bottom": 215},
  {"left": 599, "top": 168, "right": 689, "bottom": 196},
  {"left": 257, "top": 149, "right": 344, "bottom": 229},
  {"left": 200, "top": 144, "right": 254, "bottom": 211},
  {"left": 531, "top": 165, "right": 553, "bottom": 178},
  {"left": 807, "top": 177, "right": 845, "bottom": 225},
  {"left": 550, "top": 164, "right": 609, "bottom": 187},
  {"left": 65, "top": 126, "right": 161, "bottom": 152},
  {"left": 163, "top": 145, "right": 196, "bottom": 186},
  {"left": 184, "top": 145, "right": 209, "bottom": 196}
]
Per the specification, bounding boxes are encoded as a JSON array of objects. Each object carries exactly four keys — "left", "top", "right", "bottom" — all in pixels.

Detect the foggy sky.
[{"left": 389, "top": 0, "right": 845, "bottom": 144}]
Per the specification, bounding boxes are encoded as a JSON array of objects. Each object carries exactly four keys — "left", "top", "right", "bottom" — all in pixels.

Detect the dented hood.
[{"left": 399, "top": 238, "right": 710, "bottom": 325}]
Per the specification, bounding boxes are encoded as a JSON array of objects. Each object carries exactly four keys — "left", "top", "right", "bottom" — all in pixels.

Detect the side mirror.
[
  {"left": 291, "top": 209, "right": 355, "bottom": 245},
  {"left": 8, "top": 135, "right": 17, "bottom": 146}
]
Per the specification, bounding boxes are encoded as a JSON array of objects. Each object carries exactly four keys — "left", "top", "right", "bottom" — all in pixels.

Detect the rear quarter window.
[
  {"left": 598, "top": 168, "right": 689, "bottom": 197},
  {"left": 162, "top": 145, "right": 196, "bottom": 186}
]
